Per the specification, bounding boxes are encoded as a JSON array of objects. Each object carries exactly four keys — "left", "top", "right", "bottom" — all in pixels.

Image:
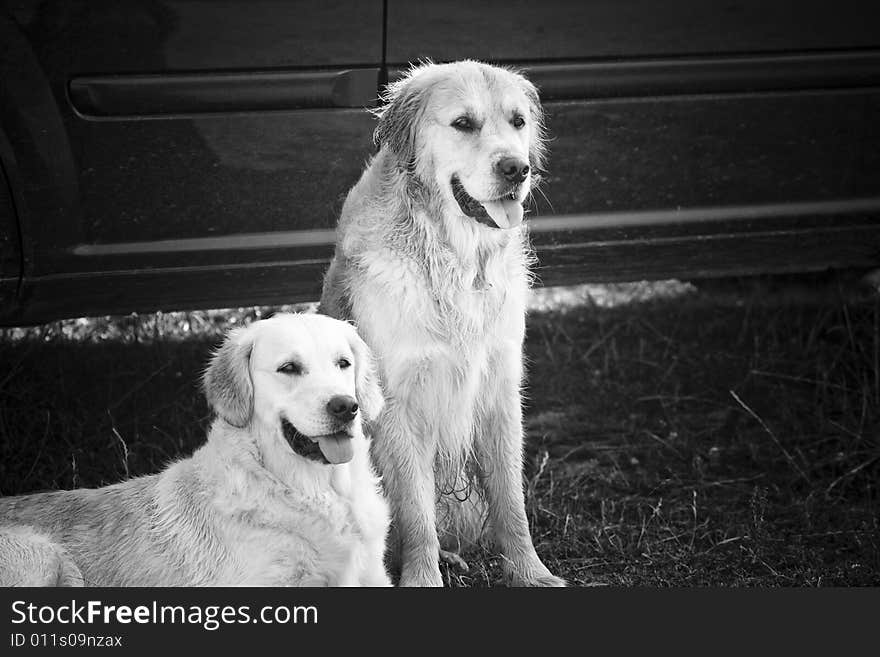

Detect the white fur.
[
  {"left": 0, "top": 313, "right": 391, "bottom": 587},
  {"left": 320, "top": 61, "right": 564, "bottom": 586}
]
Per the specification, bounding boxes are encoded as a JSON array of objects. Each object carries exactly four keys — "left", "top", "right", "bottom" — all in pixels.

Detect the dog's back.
[
  {"left": 0, "top": 470, "right": 193, "bottom": 586},
  {"left": 0, "top": 452, "right": 249, "bottom": 586}
]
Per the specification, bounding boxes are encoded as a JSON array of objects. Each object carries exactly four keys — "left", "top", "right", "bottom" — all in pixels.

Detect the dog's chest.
[
  {"left": 445, "top": 283, "right": 507, "bottom": 333},
  {"left": 435, "top": 267, "right": 529, "bottom": 360},
  {"left": 358, "top": 246, "right": 526, "bottom": 341},
  {"left": 224, "top": 481, "right": 383, "bottom": 586}
]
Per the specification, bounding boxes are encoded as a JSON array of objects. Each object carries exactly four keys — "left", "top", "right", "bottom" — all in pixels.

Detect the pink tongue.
[
  {"left": 317, "top": 434, "right": 354, "bottom": 464},
  {"left": 482, "top": 198, "right": 524, "bottom": 229}
]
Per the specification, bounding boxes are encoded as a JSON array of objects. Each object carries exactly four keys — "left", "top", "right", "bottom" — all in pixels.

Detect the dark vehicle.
[{"left": 1, "top": 0, "right": 879, "bottom": 325}]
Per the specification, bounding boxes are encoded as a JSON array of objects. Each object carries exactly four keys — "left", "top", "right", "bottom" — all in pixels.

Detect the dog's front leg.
[
  {"left": 360, "top": 534, "right": 393, "bottom": 587},
  {"left": 373, "top": 414, "right": 443, "bottom": 587},
  {"left": 477, "top": 345, "right": 566, "bottom": 587}
]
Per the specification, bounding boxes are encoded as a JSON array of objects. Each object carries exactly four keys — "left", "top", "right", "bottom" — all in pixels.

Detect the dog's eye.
[
  {"left": 451, "top": 116, "right": 475, "bottom": 132},
  {"left": 277, "top": 362, "right": 302, "bottom": 376},
  {"left": 337, "top": 358, "right": 352, "bottom": 370},
  {"left": 512, "top": 114, "right": 526, "bottom": 129}
]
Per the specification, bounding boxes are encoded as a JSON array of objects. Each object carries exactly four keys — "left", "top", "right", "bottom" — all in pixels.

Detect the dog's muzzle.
[
  {"left": 451, "top": 176, "right": 525, "bottom": 230},
  {"left": 281, "top": 418, "right": 354, "bottom": 465}
]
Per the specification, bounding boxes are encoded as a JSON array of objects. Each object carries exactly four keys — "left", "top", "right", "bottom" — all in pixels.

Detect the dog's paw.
[
  {"left": 505, "top": 561, "right": 567, "bottom": 587},
  {"left": 399, "top": 564, "right": 444, "bottom": 587},
  {"left": 521, "top": 572, "right": 567, "bottom": 587},
  {"left": 439, "top": 549, "right": 470, "bottom": 574}
]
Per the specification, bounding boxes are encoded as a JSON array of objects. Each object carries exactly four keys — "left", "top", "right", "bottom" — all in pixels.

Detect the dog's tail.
[
  {"left": 0, "top": 526, "right": 84, "bottom": 587},
  {"left": 436, "top": 480, "right": 489, "bottom": 553}
]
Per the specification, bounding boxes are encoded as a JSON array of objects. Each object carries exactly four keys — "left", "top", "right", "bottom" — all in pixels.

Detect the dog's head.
[
  {"left": 203, "top": 313, "right": 384, "bottom": 466},
  {"left": 374, "top": 60, "right": 546, "bottom": 231}
]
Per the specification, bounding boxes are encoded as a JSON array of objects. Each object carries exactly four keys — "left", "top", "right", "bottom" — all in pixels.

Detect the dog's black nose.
[
  {"left": 327, "top": 395, "right": 359, "bottom": 422},
  {"left": 496, "top": 157, "right": 530, "bottom": 184}
]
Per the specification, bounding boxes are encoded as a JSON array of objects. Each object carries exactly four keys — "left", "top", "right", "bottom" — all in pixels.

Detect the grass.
[{"left": 1, "top": 273, "right": 878, "bottom": 586}]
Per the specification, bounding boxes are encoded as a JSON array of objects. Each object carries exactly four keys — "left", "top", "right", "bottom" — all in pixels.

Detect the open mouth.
[
  {"left": 281, "top": 418, "right": 354, "bottom": 465},
  {"left": 451, "top": 176, "right": 524, "bottom": 229}
]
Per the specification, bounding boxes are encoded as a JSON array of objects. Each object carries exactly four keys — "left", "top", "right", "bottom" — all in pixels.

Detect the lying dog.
[
  {"left": 0, "top": 313, "right": 390, "bottom": 586},
  {"left": 320, "top": 60, "right": 565, "bottom": 586}
]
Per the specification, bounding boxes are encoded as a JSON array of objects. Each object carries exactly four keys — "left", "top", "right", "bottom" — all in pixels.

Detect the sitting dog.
[
  {"left": 0, "top": 313, "right": 390, "bottom": 586},
  {"left": 320, "top": 60, "right": 565, "bottom": 586}
]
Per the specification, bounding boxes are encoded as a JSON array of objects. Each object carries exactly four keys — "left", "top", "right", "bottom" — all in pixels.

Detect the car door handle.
[{"left": 69, "top": 67, "right": 381, "bottom": 117}]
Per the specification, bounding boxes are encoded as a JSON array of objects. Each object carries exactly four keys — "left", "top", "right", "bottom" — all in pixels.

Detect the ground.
[{"left": 1, "top": 272, "right": 878, "bottom": 586}]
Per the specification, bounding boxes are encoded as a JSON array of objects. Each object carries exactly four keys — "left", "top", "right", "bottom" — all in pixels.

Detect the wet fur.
[{"left": 320, "top": 61, "right": 564, "bottom": 586}]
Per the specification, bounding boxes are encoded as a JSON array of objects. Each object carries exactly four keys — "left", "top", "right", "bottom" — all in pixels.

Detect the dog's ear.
[
  {"left": 373, "top": 64, "right": 431, "bottom": 170},
  {"left": 203, "top": 326, "right": 255, "bottom": 428},
  {"left": 517, "top": 74, "right": 548, "bottom": 176},
  {"left": 343, "top": 323, "right": 385, "bottom": 422}
]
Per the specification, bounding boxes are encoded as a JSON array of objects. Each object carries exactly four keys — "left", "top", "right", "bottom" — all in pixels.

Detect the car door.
[
  {"left": 0, "top": 154, "right": 21, "bottom": 312},
  {"left": 386, "top": 0, "right": 880, "bottom": 284},
  {"left": 1, "top": 0, "right": 383, "bottom": 323},
  {"left": 3, "top": 1, "right": 879, "bottom": 324}
]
